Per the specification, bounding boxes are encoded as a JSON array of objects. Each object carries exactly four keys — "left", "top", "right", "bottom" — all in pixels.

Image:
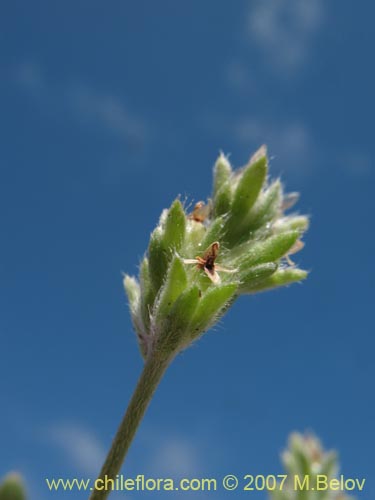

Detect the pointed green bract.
[
  {"left": 154, "top": 257, "right": 187, "bottom": 323},
  {"left": 163, "top": 199, "right": 186, "bottom": 252},
  {"left": 245, "top": 268, "right": 308, "bottom": 293},
  {"left": 213, "top": 154, "right": 233, "bottom": 216},
  {"left": 274, "top": 215, "right": 309, "bottom": 234},
  {"left": 238, "top": 263, "right": 278, "bottom": 294},
  {"left": 148, "top": 227, "right": 169, "bottom": 292},
  {"left": 223, "top": 149, "right": 268, "bottom": 246},
  {"left": 245, "top": 180, "right": 282, "bottom": 231},
  {"left": 213, "top": 153, "right": 232, "bottom": 197},
  {"left": 190, "top": 283, "right": 238, "bottom": 338},
  {"left": 236, "top": 230, "right": 300, "bottom": 270},
  {"left": 123, "top": 275, "right": 143, "bottom": 335},
  {"left": 124, "top": 274, "right": 148, "bottom": 357},
  {"left": 169, "top": 285, "right": 200, "bottom": 332},
  {"left": 213, "top": 183, "right": 232, "bottom": 217},
  {"left": 148, "top": 199, "right": 186, "bottom": 293},
  {"left": 123, "top": 275, "right": 140, "bottom": 315},
  {"left": 157, "top": 285, "right": 200, "bottom": 353},
  {"left": 231, "top": 150, "right": 268, "bottom": 220}
]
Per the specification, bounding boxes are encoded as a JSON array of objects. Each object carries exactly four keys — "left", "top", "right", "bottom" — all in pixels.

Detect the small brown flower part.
[
  {"left": 183, "top": 241, "right": 237, "bottom": 284},
  {"left": 188, "top": 201, "right": 210, "bottom": 223},
  {"left": 285, "top": 239, "right": 305, "bottom": 266}
]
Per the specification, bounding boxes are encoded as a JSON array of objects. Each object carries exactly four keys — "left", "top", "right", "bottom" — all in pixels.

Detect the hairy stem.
[{"left": 89, "top": 350, "right": 172, "bottom": 500}]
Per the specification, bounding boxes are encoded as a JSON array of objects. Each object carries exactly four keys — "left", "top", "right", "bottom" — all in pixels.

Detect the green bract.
[{"left": 124, "top": 146, "right": 308, "bottom": 359}]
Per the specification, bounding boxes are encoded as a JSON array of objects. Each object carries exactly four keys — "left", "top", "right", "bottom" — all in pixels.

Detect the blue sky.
[{"left": 1, "top": 1, "right": 374, "bottom": 499}]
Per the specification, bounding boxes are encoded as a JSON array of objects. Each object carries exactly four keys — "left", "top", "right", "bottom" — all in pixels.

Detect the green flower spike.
[
  {"left": 124, "top": 145, "right": 308, "bottom": 359},
  {"left": 91, "top": 146, "right": 309, "bottom": 500},
  {"left": 270, "top": 433, "right": 355, "bottom": 500}
]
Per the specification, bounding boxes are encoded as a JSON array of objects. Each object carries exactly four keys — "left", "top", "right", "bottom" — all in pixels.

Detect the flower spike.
[{"left": 124, "top": 147, "right": 309, "bottom": 358}]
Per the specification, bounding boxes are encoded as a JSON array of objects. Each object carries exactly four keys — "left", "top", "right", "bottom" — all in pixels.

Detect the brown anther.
[{"left": 182, "top": 241, "right": 237, "bottom": 284}]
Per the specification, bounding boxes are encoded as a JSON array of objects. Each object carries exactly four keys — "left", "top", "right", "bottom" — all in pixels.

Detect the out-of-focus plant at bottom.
[
  {"left": 0, "top": 472, "right": 26, "bottom": 500},
  {"left": 270, "top": 433, "right": 356, "bottom": 500}
]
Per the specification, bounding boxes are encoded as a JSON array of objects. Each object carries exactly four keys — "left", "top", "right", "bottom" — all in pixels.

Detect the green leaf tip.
[
  {"left": 123, "top": 275, "right": 140, "bottom": 313},
  {"left": 123, "top": 146, "right": 309, "bottom": 359},
  {"left": 147, "top": 199, "right": 187, "bottom": 293},
  {"left": 163, "top": 199, "right": 186, "bottom": 251},
  {"left": 245, "top": 179, "right": 282, "bottom": 231},
  {"left": 213, "top": 154, "right": 233, "bottom": 217},
  {"left": 231, "top": 146, "right": 268, "bottom": 218},
  {"left": 147, "top": 227, "right": 170, "bottom": 293},
  {"left": 213, "top": 153, "right": 232, "bottom": 197},
  {"left": 245, "top": 268, "right": 308, "bottom": 293},
  {"left": 235, "top": 230, "right": 301, "bottom": 270}
]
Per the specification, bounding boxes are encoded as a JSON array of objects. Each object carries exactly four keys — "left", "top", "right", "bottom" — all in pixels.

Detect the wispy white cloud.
[
  {"left": 46, "top": 422, "right": 105, "bottom": 476},
  {"left": 45, "top": 421, "right": 202, "bottom": 480},
  {"left": 224, "top": 1, "right": 325, "bottom": 96},
  {"left": 246, "top": 0, "right": 324, "bottom": 74},
  {"left": 11, "top": 62, "right": 147, "bottom": 147},
  {"left": 148, "top": 435, "right": 199, "bottom": 477},
  {"left": 67, "top": 85, "right": 146, "bottom": 145}
]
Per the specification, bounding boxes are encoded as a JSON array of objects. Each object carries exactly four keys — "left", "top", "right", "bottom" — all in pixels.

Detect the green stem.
[{"left": 89, "top": 350, "right": 172, "bottom": 500}]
